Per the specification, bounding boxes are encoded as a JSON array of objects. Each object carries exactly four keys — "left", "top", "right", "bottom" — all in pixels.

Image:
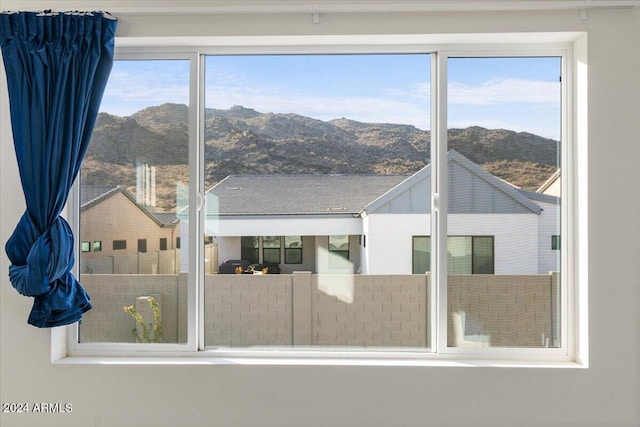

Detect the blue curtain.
[{"left": 0, "top": 12, "right": 117, "bottom": 327}]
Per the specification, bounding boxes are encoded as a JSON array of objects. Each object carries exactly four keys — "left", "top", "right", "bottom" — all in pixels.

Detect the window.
[
  {"left": 81, "top": 241, "right": 91, "bottom": 253},
  {"left": 241, "top": 236, "right": 259, "bottom": 264},
  {"left": 412, "top": 236, "right": 494, "bottom": 274},
  {"left": 284, "top": 236, "right": 303, "bottom": 264},
  {"left": 328, "top": 235, "right": 350, "bottom": 268},
  {"left": 444, "top": 56, "right": 562, "bottom": 349},
  {"left": 72, "top": 46, "right": 570, "bottom": 360},
  {"left": 92, "top": 241, "right": 102, "bottom": 252},
  {"left": 262, "top": 236, "right": 281, "bottom": 264},
  {"left": 78, "top": 57, "right": 191, "bottom": 344}
]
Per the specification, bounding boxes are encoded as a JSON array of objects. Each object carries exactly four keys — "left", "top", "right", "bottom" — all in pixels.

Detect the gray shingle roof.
[
  {"left": 207, "top": 174, "right": 409, "bottom": 216},
  {"left": 80, "top": 185, "right": 118, "bottom": 207}
]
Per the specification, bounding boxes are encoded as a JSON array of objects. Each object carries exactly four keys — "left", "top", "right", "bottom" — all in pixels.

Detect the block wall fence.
[{"left": 79, "top": 272, "right": 558, "bottom": 348}]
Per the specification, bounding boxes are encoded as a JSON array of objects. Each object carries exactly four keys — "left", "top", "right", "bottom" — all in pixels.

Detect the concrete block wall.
[
  {"left": 78, "top": 272, "right": 556, "bottom": 348},
  {"left": 310, "top": 274, "right": 429, "bottom": 347},
  {"left": 204, "top": 274, "right": 293, "bottom": 346},
  {"left": 204, "top": 273, "right": 429, "bottom": 348},
  {"left": 446, "top": 273, "right": 559, "bottom": 347},
  {"left": 79, "top": 274, "right": 187, "bottom": 343}
]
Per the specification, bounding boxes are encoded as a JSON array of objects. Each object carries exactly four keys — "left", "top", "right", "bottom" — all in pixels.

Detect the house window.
[
  {"left": 262, "top": 236, "right": 281, "bottom": 264},
  {"left": 412, "top": 236, "right": 494, "bottom": 275},
  {"left": 328, "top": 235, "right": 350, "bottom": 268},
  {"left": 72, "top": 47, "right": 571, "bottom": 360},
  {"left": 113, "top": 240, "right": 127, "bottom": 250},
  {"left": 241, "top": 236, "right": 259, "bottom": 264},
  {"left": 552, "top": 235, "right": 561, "bottom": 250},
  {"left": 138, "top": 239, "right": 147, "bottom": 253},
  {"left": 81, "top": 241, "right": 91, "bottom": 253},
  {"left": 160, "top": 238, "right": 168, "bottom": 251},
  {"left": 92, "top": 241, "right": 102, "bottom": 252},
  {"left": 284, "top": 236, "right": 303, "bottom": 264},
  {"left": 412, "top": 236, "right": 431, "bottom": 275}
]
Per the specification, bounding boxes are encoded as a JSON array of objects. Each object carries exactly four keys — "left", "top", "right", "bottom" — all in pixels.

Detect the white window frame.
[
  {"left": 68, "top": 52, "right": 201, "bottom": 355},
  {"left": 63, "top": 37, "right": 581, "bottom": 366},
  {"left": 433, "top": 49, "right": 571, "bottom": 360}
]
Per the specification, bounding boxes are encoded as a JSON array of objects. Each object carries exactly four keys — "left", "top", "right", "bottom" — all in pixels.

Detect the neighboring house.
[
  {"left": 537, "top": 168, "right": 561, "bottom": 197},
  {"left": 193, "top": 150, "right": 560, "bottom": 275},
  {"left": 80, "top": 185, "right": 180, "bottom": 274}
]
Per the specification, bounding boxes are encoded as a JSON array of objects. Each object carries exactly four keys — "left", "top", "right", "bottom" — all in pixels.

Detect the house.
[
  {"left": 80, "top": 185, "right": 180, "bottom": 274},
  {"left": 538, "top": 168, "right": 561, "bottom": 196},
  {"left": 202, "top": 150, "right": 560, "bottom": 275}
]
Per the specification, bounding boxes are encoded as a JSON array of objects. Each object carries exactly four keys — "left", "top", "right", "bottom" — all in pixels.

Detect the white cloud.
[
  {"left": 449, "top": 78, "right": 560, "bottom": 106},
  {"left": 100, "top": 68, "right": 190, "bottom": 116}
]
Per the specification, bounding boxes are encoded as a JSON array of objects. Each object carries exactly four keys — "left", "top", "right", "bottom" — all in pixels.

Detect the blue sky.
[{"left": 100, "top": 54, "right": 561, "bottom": 140}]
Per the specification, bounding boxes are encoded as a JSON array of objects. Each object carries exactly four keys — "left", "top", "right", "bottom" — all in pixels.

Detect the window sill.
[{"left": 54, "top": 352, "right": 585, "bottom": 368}]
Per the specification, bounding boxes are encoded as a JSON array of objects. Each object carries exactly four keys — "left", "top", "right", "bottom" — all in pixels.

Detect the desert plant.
[{"left": 123, "top": 296, "right": 163, "bottom": 343}]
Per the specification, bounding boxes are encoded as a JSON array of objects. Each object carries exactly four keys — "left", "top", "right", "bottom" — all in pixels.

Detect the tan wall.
[
  {"left": 447, "top": 273, "right": 559, "bottom": 347},
  {"left": 79, "top": 273, "right": 556, "bottom": 348},
  {"left": 79, "top": 274, "right": 188, "bottom": 343}
]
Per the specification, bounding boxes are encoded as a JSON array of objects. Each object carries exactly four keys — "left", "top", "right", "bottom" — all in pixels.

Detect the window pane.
[
  {"left": 240, "top": 236, "right": 260, "bottom": 264},
  {"left": 472, "top": 236, "right": 494, "bottom": 274},
  {"left": 284, "top": 236, "right": 302, "bottom": 248},
  {"left": 412, "top": 236, "right": 430, "bottom": 274},
  {"left": 448, "top": 236, "right": 472, "bottom": 274},
  {"left": 285, "top": 248, "right": 303, "bottom": 264},
  {"left": 263, "top": 248, "right": 281, "bottom": 264},
  {"left": 79, "top": 59, "right": 190, "bottom": 344},
  {"left": 204, "top": 54, "right": 431, "bottom": 349},
  {"left": 328, "top": 235, "right": 349, "bottom": 252},
  {"left": 263, "top": 236, "right": 281, "bottom": 248},
  {"left": 446, "top": 57, "right": 561, "bottom": 348}
]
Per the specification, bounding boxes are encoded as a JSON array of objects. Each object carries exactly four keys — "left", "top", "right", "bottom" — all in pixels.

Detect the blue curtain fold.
[{"left": 0, "top": 12, "right": 117, "bottom": 327}]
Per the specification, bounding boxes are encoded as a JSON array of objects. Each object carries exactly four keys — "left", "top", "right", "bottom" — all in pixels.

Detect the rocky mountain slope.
[{"left": 83, "top": 103, "right": 559, "bottom": 209}]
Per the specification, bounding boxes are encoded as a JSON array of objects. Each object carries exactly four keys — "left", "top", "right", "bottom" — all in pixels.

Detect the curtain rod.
[
  {"left": 1, "top": 1, "right": 639, "bottom": 15},
  {"left": 0, "top": 11, "right": 116, "bottom": 19}
]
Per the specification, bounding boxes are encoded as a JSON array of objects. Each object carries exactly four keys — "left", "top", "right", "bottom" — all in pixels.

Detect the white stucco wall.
[
  {"left": 1, "top": 5, "right": 639, "bottom": 427},
  {"left": 364, "top": 213, "right": 538, "bottom": 275},
  {"left": 364, "top": 213, "right": 430, "bottom": 274},
  {"left": 537, "top": 200, "right": 562, "bottom": 274}
]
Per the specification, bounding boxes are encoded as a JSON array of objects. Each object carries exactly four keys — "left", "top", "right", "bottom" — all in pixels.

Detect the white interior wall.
[{"left": 1, "top": 6, "right": 639, "bottom": 427}]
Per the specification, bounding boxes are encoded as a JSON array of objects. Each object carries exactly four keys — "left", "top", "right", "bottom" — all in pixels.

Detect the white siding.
[
  {"left": 364, "top": 214, "right": 430, "bottom": 275},
  {"left": 537, "top": 200, "right": 561, "bottom": 274},
  {"left": 364, "top": 213, "right": 539, "bottom": 275}
]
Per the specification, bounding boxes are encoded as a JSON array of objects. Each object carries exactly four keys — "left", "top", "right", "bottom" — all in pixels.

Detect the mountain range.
[{"left": 83, "top": 103, "right": 559, "bottom": 210}]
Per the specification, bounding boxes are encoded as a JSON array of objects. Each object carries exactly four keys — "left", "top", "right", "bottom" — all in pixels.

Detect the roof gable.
[
  {"left": 365, "top": 150, "right": 542, "bottom": 215},
  {"left": 81, "top": 185, "right": 178, "bottom": 226}
]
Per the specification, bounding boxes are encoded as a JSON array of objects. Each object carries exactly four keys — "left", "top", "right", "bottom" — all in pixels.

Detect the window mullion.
[
  {"left": 432, "top": 52, "right": 449, "bottom": 354},
  {"left": 193, "top": 52, "right": 205, "bottom": 351}
]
